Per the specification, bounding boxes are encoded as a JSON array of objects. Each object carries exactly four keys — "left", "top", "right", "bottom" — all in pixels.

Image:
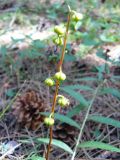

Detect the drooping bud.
[
  {"left": 44, "top": 117, "right": 54, "bottom": 126},
  {"left": 45, "top": 78, "right": 55, "bottom": 86},
  {"left": 54, "top": 71, "right": 66, "bottom": 81},
  {"left": 58, "top": 97, "right": 70, "bottom": 107},
  {"left": 53, "top": 37, "right": 63, "bottom": 46},
  {"left": 72, "top": 12, "right": 83, "bottom": 22},
  {"left": 54, "top": 26, "right": 64, "bottom": 35}
]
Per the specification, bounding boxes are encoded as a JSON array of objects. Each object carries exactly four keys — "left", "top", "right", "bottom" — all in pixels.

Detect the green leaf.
[
  {"left": 30, "top": 155, "right": 45, "bottom": 160},
  {"left": 20, "top": 138, "right": 73, "bottom": 154},
  {"left": 96, "top": 48, "right": 108, "bottom": 60},
  {"left": 62, "top": 85, "right": 93, "bottom": 91},
  {"left": 67, "top": 104, "right": 86, "bottom": 118},
  {"left": 11, "top": 37, "right": 24, "bottom": 43},
  {"left": 64, "top": 54, "right": 76, "bottom": 62},
  {"left": 83, "top": 38, "right": 99, "bottom": 46},
  {"left": 74, "top": 77, "right": 97, "bottom": 81},
  {"left": 5, "top": 89, "right": 16, "bottom": 98},
  {"left": 74, "top": 21, "right": 82, "bottom": 30},
  {"left": 100, "top": 88, "right": 120, "bottom": 99},
  {"left": 79, "top": 141, "right": 120, "bottom": 153},
  {"left": 40, "top": 112, "right": 80, "bottom": 129},
  {"left": 88, "top": 115, "right": 120, "bottom": 128},
  {"left": 61, "top": 87, "right": 88, "bottom": 107},
  {"left": 112, "top": 76, "right": 120, "bottom": 80},
  {"left": 36, "top": 138, "right": 73, "bottom": 154},
  {"left": 100, "top": 34, "right": 116, "bottom": 42},
  {"left": 0, "top": 46, "right": 7, "bottom": 56},
  {"left": 32, "top": 40, "right": 46, "bottom": 49}
]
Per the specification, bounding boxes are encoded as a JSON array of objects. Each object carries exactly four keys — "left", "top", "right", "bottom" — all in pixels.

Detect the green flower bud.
[
  {"left": 72, "top": 12, "right": 83, "bottom": 22},
  {"left": 53, "top": 37, "right": 63, "bottom": 46},
  {"left": 58, "top": 97, "right": 70, "bottom": 107},
  {"left": 44, "top": 117, "right": 54, "bottom": 126},
  {"left": 54, "top": 71, "right": 66, "bottom": 81},
  {"left": 54, "top": 26, "right": 64, "bottom": 35},
  {"left": 45, "top": 78, "right": 55, "bottom": 86}
]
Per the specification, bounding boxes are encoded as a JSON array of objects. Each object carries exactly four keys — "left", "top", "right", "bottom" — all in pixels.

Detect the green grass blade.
[
  {"left": 88, "top": 115, "right": 120, "bottom": 128},
  {"left": 20, "top": 138, "right": 73, "bottom": 154},
  {"left": 74, "top": 77, "right": 97, "bottom": 81},
  {"left": 79, "top": 141, "right": 120, "bottom": 153},
  {"left": 62, "top": 85, "right": 93, "bottom": 91},
  {"left": 100, "top": 88, "right": 120, "bottom": 99},
  {"left": 36, "top": 138, "right": 73, "bottom": 154},
  {"left": 30, "top": 155, "right": 45, "bottom": 160}
]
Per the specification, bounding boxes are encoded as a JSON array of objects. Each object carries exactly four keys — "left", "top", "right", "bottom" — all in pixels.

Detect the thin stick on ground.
[{"left": 71, "top": 80, "right": 106, "bottom": 160}]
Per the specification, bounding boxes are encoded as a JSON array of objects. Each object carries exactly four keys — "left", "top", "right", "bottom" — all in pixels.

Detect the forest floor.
[{"left": 0, "top": 1, "right": 120, "bottom": 160}]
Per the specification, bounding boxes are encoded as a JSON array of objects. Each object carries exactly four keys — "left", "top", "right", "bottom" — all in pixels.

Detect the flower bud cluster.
[
  {"left": 70, "top": 10, "right": 83, "bottom": 31},
  {"left": 71, "top": 11, "right": 83, "bottom": 22},
  {"left": 57, "top": 95, "right": 70, "bottom": 107},
  {"left": 54, "top": 26, "right": 64, "bottom": 35},
  {"left": 54, "top": 71, "right": 66, "bottom": 81},
  {"left": 44, "top": 70, "right": 69, "bottom": 126},
  {"left": 53, "top": 26, "right": 65, "bottom": 46},
  {"left": 44, "top": 71, "right": 66, "bottom": 87},
  {"left": 45, "top": 78, "right": 55, "bottom": 86},
  {"left": 44, "top": 117, "right": 54, "bottom": 126}
]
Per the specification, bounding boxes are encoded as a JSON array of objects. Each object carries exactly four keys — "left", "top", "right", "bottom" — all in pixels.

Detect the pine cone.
[
  {"left": 12, "top": 90, "right": 46, "bottom": 130},
  {"left": 53, "top": 123, "right": 78, "bottom": 145}
]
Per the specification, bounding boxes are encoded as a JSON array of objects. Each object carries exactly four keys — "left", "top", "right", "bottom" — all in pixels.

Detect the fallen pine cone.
[
  {"left": 12, "top": 90, "right": 46, "bottom": 130},
  {"left": 53, "top": 123, "right": 78, "bottom": 145}
]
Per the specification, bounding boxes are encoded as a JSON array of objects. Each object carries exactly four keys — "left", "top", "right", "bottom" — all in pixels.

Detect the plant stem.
[
  {"left": 45, "top": 126, "right": 53, "bottom": 159},
  {"left": 71, "top": 81, "right": 105, "bottom": 160},
  {"left": 45, "top": 12, "right": 71, "bottom": 160},
  {"left": 58, "top": 13, "right": 71, "bottom": 71}
]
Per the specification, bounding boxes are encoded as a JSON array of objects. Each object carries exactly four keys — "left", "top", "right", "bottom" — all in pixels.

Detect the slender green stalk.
[
  {"left": 71, "top": 80, "right": 105, "bottom": 160},
  {"left": 45, "top": 11, "right": 71, "bottom": 160}
]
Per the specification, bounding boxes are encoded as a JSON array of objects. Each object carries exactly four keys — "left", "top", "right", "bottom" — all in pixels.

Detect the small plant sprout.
[{"left": 44, "top": 77, "right": 55, "bottom": 87}]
